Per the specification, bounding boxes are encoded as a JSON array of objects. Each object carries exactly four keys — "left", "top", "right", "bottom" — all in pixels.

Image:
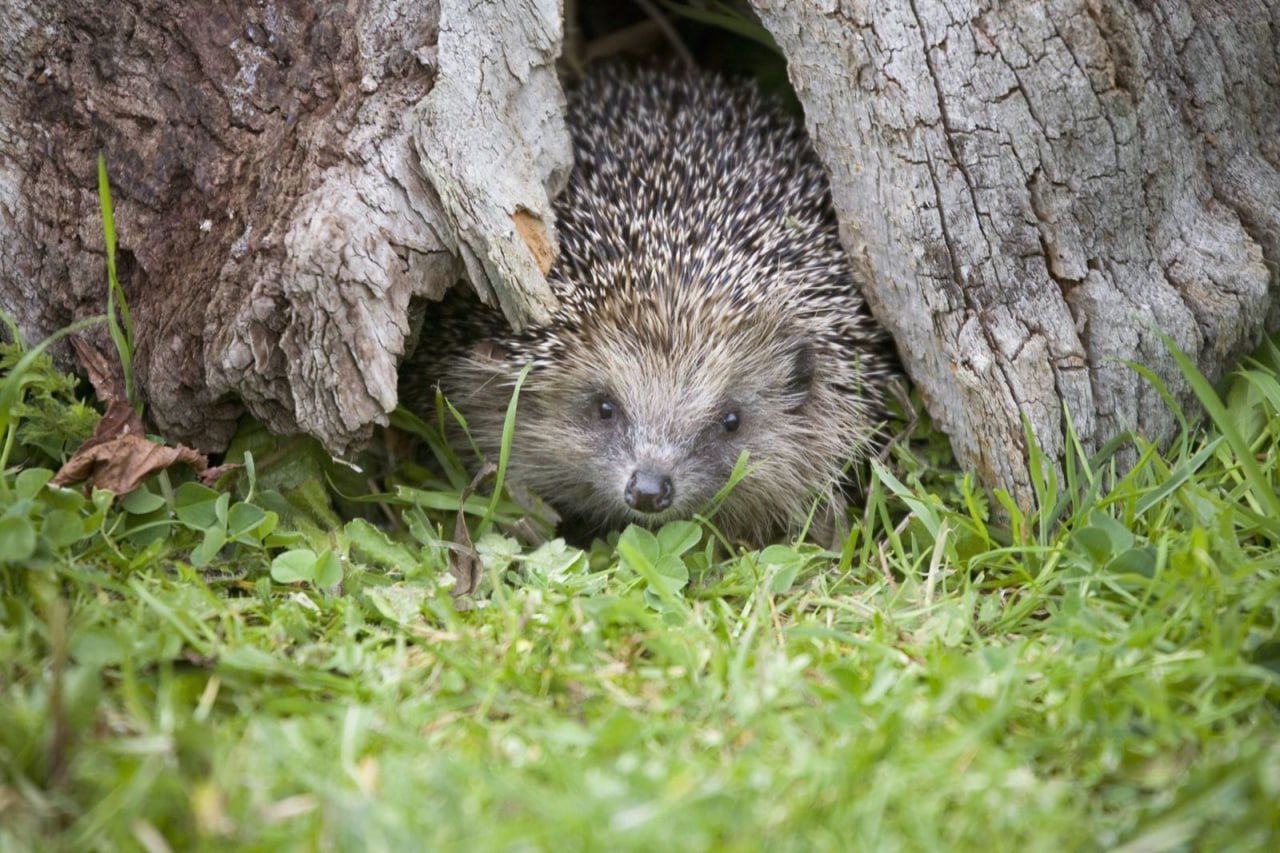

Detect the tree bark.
[
  {"left": 0, "top": 0, "right": 566, "bottom": 455},
  {"left": 4, "top": 0, "right": 1277, "bottom": 503},
  {"left": 754, "top": 0, "right": 1280, "bottom": 504}
]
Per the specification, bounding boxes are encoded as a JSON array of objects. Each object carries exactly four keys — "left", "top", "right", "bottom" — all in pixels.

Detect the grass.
[
  {"left": 1, "top": 323, "right": 1278, "bottom": 851},
  {"left": 2, "top": 165, "right": 1278, "bottom": 847}
]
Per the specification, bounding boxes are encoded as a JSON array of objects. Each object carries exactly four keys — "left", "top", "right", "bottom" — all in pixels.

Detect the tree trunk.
[
  {"left": 753, "top": 0, "right": 1280, "bottom": 504},
  {"left": 0, "top": 0, "right": 567, "bottom": 455},
  {"left": 4, "top": 1, "right": 1277, "bottom": 504}
]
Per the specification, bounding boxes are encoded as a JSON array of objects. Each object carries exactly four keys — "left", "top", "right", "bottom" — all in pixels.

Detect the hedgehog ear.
[{"left": 784, "top": 339, "right": 816, "bottom": 406}]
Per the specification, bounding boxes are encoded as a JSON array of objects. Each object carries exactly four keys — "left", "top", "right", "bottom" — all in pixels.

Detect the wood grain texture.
[
  {"left": 0, "top": 0, "right": 569, "bottom": 454},
  {"left": 414, "top": 0, "right": 569, "bottom": 329},
  {"left": 753, "top": 0, "right": 1280, "bottom": 503}
]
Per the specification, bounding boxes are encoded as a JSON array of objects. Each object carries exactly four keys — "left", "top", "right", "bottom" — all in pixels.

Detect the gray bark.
[
  {"left": 4, "top": 0, "right": 1277, "bottom": 504},
  {"left": 0, "top": 0, "right": 566, "bottom": 455},
  {"left": 415, "top": 0, "right": 570, "bottom": 328},
  {"left": 754, "top": 0, "right": 1280, "bottom": 504}
]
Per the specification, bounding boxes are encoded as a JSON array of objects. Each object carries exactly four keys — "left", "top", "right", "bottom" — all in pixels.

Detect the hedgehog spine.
[{"left": 405, "top": 64, "right": 897, "bottom": 545}]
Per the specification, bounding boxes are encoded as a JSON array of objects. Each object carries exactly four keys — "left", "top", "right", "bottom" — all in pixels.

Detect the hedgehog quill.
[{"left": 405, "top": 65, "right": 898, "bottom": 545}]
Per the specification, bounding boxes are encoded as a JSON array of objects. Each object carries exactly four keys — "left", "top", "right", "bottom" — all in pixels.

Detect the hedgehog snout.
[{"left": 623, "top": 469, "right": 675, "bottom": 514}]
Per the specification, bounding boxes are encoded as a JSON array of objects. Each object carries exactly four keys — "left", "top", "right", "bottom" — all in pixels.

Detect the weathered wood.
[
  {"left": 0, "top": 0, "right": 567, "bottom": 455},
  {"left": 414, "top": 0, "right": 570, "bottom": 329},
  {"left": 4, "top": 0, "right": 1277, "bottom": 501},
  {"left": 753, "top": 0, "right": 1280, "bottom": 503}
]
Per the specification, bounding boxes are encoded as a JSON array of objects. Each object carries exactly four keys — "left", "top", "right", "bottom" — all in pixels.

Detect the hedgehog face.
[
  {"left": 489, "top": 306, "right": 847, "bottom": 537},
  {"left": 441, "top": 300, "right": 882, "bottom": 542},
  {"left": 414, "top": 65, "right": 898, "bottom": 543}
]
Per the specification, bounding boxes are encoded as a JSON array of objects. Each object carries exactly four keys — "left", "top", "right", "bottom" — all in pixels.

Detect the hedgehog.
[{"left": 405, "top": 64, "right": 898, "bottom": 545}]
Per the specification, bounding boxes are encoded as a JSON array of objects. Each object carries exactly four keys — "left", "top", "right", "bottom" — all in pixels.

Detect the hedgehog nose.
[{"left": 624, "top": 470, "right": 674, "bottom": 514}]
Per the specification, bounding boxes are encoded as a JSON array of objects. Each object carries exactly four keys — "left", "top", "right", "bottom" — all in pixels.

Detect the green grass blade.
[
  {"left": 480, "top": 363, "right": 531, "bottom": 536},
  {"left": 1160, "top": 331, "right": 1280, "bottom": 536},
  {"left": 97, "top": 154, "right": 136, "bottom": 408}
]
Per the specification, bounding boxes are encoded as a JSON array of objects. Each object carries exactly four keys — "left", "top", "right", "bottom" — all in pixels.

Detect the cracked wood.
[{"left": 753, "top": 0, "right": 1279, "bottom": 504}]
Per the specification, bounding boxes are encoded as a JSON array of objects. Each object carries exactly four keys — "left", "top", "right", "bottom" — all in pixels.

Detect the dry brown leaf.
[
  {"left": 199, "top": 463, "right": 242, "bottom": 487},
  {"left": 52, "top": 433, "right": 208, "bottom": 494},
  {"left": 87, "top": 400, "right": 147, "bottom": 447},
  {"left": 449, "top": 462, "right": 497, "bottom": 597},
  {"left": 69, "top": 336, "right": 127, "bottom": 407},
  {"left": 52, "top": 336, "right": 235, "bottom": 495}
]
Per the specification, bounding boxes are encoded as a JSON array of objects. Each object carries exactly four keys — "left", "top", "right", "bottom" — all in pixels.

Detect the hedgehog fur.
[{"left": 405, "top": 64, "right": 898, "bottom": 545}]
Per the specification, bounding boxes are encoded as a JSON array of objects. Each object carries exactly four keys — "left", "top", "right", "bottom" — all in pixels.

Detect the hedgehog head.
[
  {"left": 446, "top": 273, "right": 884, "bottom": 542},
  {"left": 418, "top": 64, "right": 897, "bottom": 544}
]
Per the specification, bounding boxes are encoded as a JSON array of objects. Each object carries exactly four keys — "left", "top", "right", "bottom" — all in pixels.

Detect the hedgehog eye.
[
  {"left": 597, "top": 399, "right": 617, "bottom": 420},
  {"left": 722, "top": 410, "right": 741, "bottom": 433}
]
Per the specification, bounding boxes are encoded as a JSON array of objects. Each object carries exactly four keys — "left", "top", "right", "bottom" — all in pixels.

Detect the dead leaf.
[
  {"left": 448, "top": 462, "right": 497, "bottom": 597},
  {"left": 53, "top": 433, "right": 208, "bottom": 494},
  {"left": 199, "top": 463, "right": 242, "bottom": 487},
  {"left": 51, "top": 337, "right": 236, "bottom": 495},
  {"left": 69, "top": 336, "right": 127, "bottom": 407},
  {"left": 90, "top": 400, "right": 147, "bottom": 446},
  {"left": 66, "top": 338, "right": 145, "bottom": 447}
]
